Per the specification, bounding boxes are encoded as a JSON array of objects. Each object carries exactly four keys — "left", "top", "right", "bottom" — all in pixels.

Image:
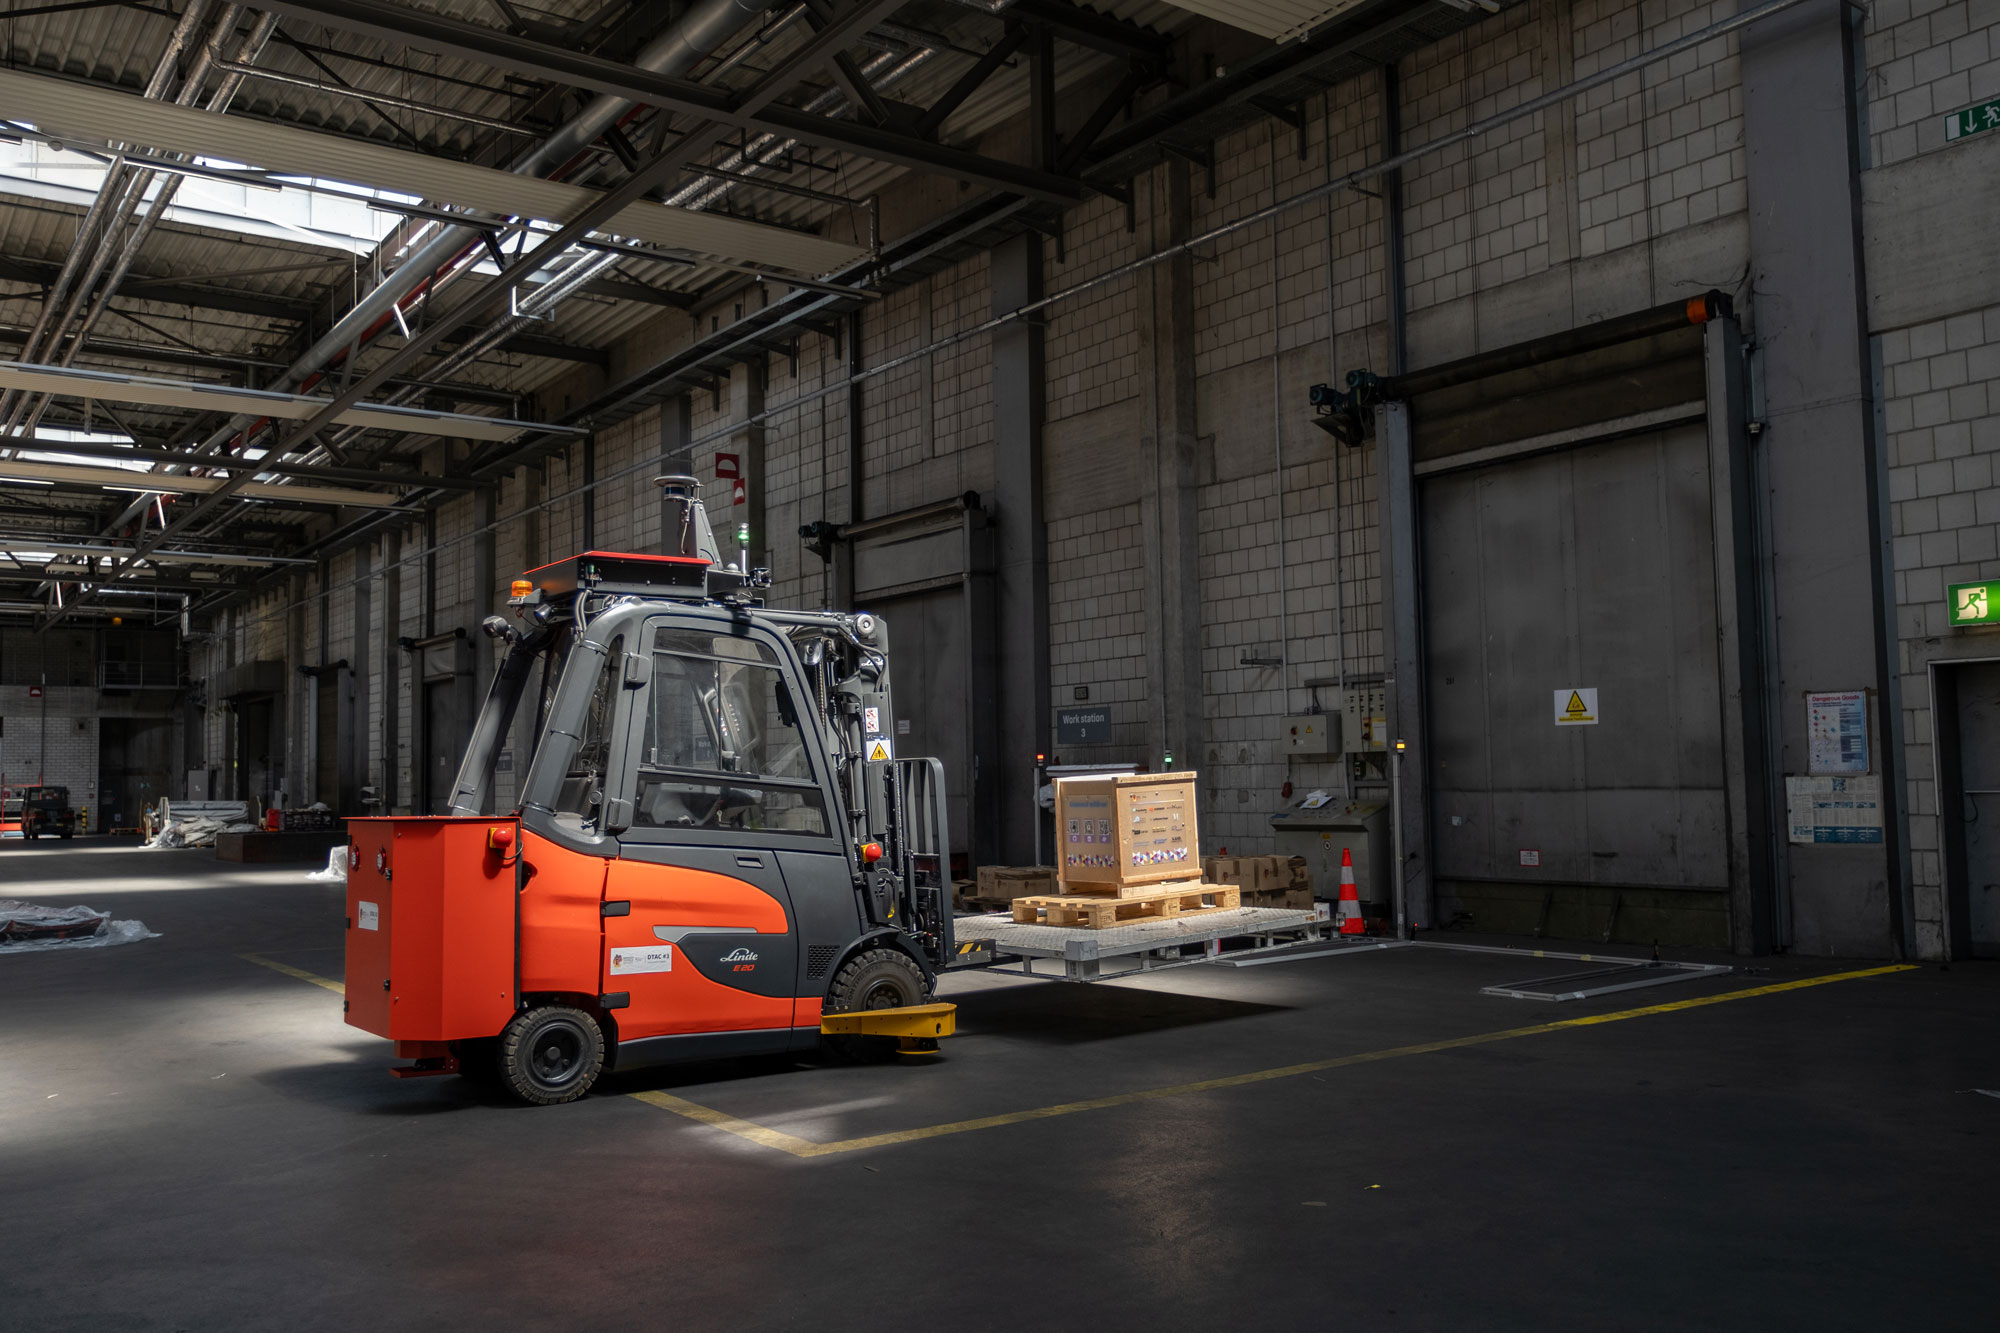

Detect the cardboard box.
[
  {"left": 1250, "top": 855, "right": 1288, "bottom": 894},
  {"left": 975, "top": 865, "right": 1058, "bottom": 900},
  {"left": 1287, "top": 855, "right": 1312, "bottom": 892},
  {"left": 1203, "top": 855, "right": 1243, "bottom": 888},
  {"left": 1055, "top": 771, "right": 1200, "bottom": 890}
]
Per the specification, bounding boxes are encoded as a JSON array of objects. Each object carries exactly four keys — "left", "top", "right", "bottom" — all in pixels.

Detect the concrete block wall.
[
  {"left": 1865, "top": 0, "right": 2000, "bottom": 168},
  {"left": 1046, "top": 500, "right": 1148, "bottom": 763},
  {"left": 1882, "top": 300, "right": 2000, "bottom": 957},
  {"left": 762, "top": 332, "right": 842, "bottom": 610},
  {"left": 1400, "top": 0, "right": 1546, "bottom": 312},
  {"left": 1046, "top": 194, "right": 1141, "bottom": 423},
  {"left": 1570, "top": 0, "right": 1745, "bottom": 261},
  {"left": 858, "top": 253, "right": 995, "bottom": 518},
  {"left": 0, "top": 686, "right": 96, "bottom": 803}
]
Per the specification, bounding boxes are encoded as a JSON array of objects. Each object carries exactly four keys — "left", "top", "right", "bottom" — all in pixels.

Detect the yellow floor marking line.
[
  {"left": 634, "top": 963, "right": 1917, "bottom": 1160},
  {"left": 239, "top": 952, "right": 346, "bottom": 994}
]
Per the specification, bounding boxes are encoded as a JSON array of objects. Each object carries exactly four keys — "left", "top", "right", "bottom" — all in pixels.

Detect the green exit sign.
[
  {"left": 1944, "top": 98, "right": 2000, "bottom": 142},
  {"left": 1950, "top": 580, "right": 2000, "bottom": 627}
]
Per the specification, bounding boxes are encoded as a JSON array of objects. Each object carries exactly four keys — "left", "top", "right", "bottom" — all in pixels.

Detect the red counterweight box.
[{"left": 344, "top": 817, "right": 519, "bottom": 1044}]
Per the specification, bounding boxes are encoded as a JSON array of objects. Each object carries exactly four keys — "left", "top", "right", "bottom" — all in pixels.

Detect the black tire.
[
  {"left": 58, "top": 828, "right": 72, "bottom": 840},
  {"left": 822, "top": 947, "right": 930, "bottom": 1064},
  {"left": 23, "top": 825, "right": 36, "bottom": 841},
  {"left": 497, "top": 1005, "right": 604, "bottom": 1105}
]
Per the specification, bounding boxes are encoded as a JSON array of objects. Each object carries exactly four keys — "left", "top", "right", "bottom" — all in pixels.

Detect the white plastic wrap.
[
  {"left": 0, "top": 900, "right": 158, "bottom": 952},
  {"left": 143, "top": 815, "right": 256, "bottom": 849},
  {"left": 306, "top": 846, "right": 348, "bottom": 882}
]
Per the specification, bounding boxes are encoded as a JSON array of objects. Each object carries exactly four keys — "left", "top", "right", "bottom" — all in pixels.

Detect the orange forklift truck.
[{"left": 344, "top": 478, "right": 956, "bottom": 1103}]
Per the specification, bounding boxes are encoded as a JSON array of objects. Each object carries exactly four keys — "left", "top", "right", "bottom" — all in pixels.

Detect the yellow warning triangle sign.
[
  {"left": 1563, "top": 690, "right": 1588, "bottom": 719},
  {"left": 867, "top": 739, "right": 892, "bottom": 762}
]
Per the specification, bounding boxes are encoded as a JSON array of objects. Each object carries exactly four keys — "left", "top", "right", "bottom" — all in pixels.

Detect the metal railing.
[{"left": 98, "top": 661, "right": 181, "bottom": 689}]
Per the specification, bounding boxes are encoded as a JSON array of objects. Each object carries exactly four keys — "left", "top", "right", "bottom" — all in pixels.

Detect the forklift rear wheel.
[
  {"left": 822, "top": 948, "right": 930, "bottom": 1064},
  {"left": 497, "top": 1005, "right": 604, "bottom": 1105}
]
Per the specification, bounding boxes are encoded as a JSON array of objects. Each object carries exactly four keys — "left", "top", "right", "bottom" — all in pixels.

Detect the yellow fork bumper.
[{"left": 820, "top": 1001, "right": 957, "bottom": 1049}]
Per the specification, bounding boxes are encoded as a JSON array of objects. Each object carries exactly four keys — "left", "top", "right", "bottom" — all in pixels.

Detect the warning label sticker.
[
  {"left": 608, "top": 944, "right": 674, "bottom": 975},
  {"left": 357, "top": 901, "right": 379, "bottom": 931},
  {"left": 863, "top": 706, "right": 880, "bottom": 735},
  {"left": 867, "top": 738, "right": 893, "bottom": 762},
  {"left": 1553, "top": 688, "right": 1599, "bottom": 726}
]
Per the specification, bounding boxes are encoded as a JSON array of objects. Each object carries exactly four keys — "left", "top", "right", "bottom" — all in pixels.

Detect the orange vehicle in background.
[{"left": 343, "top": 477, "right": 953, "bottom": 1103}]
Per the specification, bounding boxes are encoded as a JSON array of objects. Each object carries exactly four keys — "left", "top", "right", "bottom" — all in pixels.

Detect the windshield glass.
[{"left": 632, "top": 627, "right": 827, "bottom": 836}]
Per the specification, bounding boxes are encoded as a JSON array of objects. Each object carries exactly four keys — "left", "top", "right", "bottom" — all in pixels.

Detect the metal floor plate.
[{"left": 955, "top": 907, "right": 1321, "bottom": 959}]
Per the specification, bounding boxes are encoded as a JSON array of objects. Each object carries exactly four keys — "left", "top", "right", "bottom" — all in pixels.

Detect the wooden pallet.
[
  {"left": 1011, "top": 883, "right": 1241, "bottom": 928},
  {"left": 1237, "top": 886, "right": 1315, "bottom": 911},
  {"left": 1056, "top": 876, "right": 1214, "bottom": 900}
]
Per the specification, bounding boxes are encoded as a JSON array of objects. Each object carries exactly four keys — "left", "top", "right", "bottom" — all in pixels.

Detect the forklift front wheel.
[
  {"left": 498, "top": 1005, "right": 605, "bottom": 1105},
  {"left": 822, "top": 948, "right": 930, "bottom": 1065}
]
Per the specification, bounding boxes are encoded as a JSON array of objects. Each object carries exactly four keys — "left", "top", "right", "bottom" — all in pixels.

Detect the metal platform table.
[{"left": 952, "top": 906, "right": 1327, "bottom": 982}]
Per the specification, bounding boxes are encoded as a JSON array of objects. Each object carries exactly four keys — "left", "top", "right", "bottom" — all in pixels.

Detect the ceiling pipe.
[{"left": 364, "top": 40, "right": 935, "bottom": 425}]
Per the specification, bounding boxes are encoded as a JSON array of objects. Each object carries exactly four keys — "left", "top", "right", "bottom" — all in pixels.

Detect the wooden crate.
[
  {"left": 1249, "top": 855, "right": 1289, "bottom": 894},
  {"left": 1011, "top": 882, "right": 1240, "bottom": 928},
  {"left": 1054, "top": 771, "right": 1200, "bottom": 890}
]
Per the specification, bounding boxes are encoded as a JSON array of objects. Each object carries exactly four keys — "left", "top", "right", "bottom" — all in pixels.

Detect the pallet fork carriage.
[{"left": 343, "top": 477, "right": 1325, "bottom": 1103}]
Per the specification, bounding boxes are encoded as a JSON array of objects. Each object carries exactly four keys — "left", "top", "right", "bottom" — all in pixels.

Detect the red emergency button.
[
  {"left": 860, "top": 841, "right": 883, "bottom": 863},
  {"left": 488, "top": 825, "right": 515, "bottom": 853}
]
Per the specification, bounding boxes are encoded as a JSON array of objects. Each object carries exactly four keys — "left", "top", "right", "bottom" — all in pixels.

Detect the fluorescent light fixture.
[
  {"left": 0, "top": 360, "right": 581, "bottom": 442},
  {"left": 0, "top": 459, "right": 400, "bottom": 507}
]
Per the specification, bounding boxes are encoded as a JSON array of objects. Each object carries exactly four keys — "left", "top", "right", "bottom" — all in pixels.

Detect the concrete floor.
[{"left": 2, "top": 843, "right": 1995, "bottom": 1331}]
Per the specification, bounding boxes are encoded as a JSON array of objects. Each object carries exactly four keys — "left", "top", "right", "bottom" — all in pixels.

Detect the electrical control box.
[
  {"left": 1282, "top": 715, "right": 1335, "bottom": 755},
  {"left": 1339, "top": 684, "right": 1388, "bottom": 753}
]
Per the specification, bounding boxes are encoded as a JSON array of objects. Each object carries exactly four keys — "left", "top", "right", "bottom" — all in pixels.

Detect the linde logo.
[{"left": 720, "top": 947, "right": 759, "bottom": 963}]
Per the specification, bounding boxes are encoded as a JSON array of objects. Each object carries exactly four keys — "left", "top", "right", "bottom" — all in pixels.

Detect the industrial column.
[
  {"left": 1136, "top": 159, "right": 1204, "bottom": 773},
  {"left": 1376, "top": 400, "right": 1431, "bottom": 930},
  {"left": 1741, "top": 0, "right": 1906, "bottom": 956},
  {"left": 380, "top": 529, "right": 402, "bottom": 813},
  {"left": 658, "top": 393, "right": 692, "bottom": 539},
  {"left": 991, "top": 231, "right": 1051, "bottom": 862}
]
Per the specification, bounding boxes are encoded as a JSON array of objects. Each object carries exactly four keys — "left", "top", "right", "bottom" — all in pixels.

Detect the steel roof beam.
[
  {"left": 251, "top": 0, "right": 1092, "bottom": 204},
  {"left": 0, "top": 256, "right": 314, "bottom": 322},
  {"left": 3, "top": 437, "right": 475, "bottom": 491},
  {"left": 1000, "top": 0, "right": 1173, "bottom": 58}
]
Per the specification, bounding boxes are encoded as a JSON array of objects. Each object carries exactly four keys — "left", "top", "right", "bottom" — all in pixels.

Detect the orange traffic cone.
[{"left": 1337, "top": 848, "right": 1365, "bottom": 935}]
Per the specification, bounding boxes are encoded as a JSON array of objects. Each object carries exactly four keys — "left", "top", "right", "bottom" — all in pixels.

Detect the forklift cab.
[{"left": 343, "top": 482, "right": 952, "bottom": 1104}]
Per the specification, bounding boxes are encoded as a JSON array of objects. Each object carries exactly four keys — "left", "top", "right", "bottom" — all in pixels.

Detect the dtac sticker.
[{"left": 609, "top": 944, "right": 675, "bottom": 975}]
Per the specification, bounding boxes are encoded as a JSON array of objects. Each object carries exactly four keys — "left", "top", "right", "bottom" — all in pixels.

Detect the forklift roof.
[{"left": 515, "top": 550, "right": 711, "bottom": 602}]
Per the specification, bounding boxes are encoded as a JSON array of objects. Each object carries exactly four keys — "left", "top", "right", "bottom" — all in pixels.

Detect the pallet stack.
[
  {"left": 1008, "top": 772, "right": 1242, "bottom": 929},
  {"left": 1202, "top": 854, "right": 1313, "bottom": 910},
  {"left": 954, "top": 866, "right": 1059, "bottom": 913}
]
